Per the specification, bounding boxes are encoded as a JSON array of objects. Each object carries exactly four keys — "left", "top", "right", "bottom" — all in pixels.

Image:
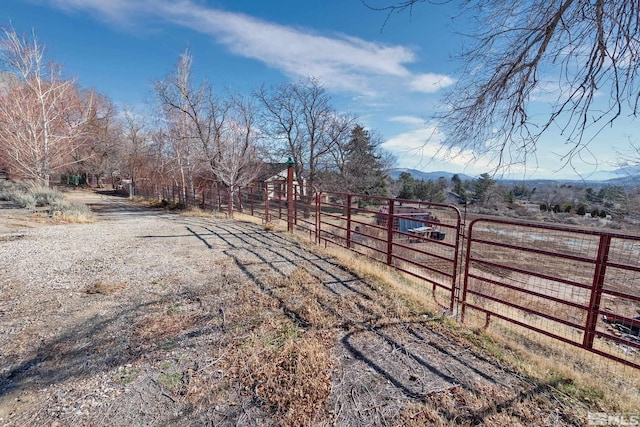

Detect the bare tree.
[
  {"left": 69, "top": 90, "right": 120, "bottom": 187},
  {"left": 146, "top": 128, "right": 175, "bottom": 200},
  {"left": 255, "top": 77, "right": 351, "bottom": 192},
  {"left": 155, "top": 51, "right": 195, "bottom": 204},
  {"left": 319, "top": 114, "right": 357, "bottom": 192},
  {"left": 155, "top": 49, "right": 262, "bottom": 210},
  {"left": 154, "top": 50, "right": 224, "bottom": 206},
  {"left": 117, "top": 107, "right": 153, "bottom": 190},
  {"left": 0, "top": 26, "right": 95, "bottom": 186},
  {"left": 213, "top": 94, "right": 263, "bottom": 213},
  {"left": 370, "top": 1, "right": 640, "bottom": 169}
]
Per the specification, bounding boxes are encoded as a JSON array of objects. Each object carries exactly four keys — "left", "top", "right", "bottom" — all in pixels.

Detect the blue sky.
[{"left": 2, "top": 0, "right": 636, "bottom": 180}]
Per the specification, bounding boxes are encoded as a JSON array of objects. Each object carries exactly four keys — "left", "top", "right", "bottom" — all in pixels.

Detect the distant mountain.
[
  {"left": 389, "top": 168, "right": 475, "bottom": 182},
  {"left": 503, "top": 166, "right": 640, "bottom": 187},
  {"left": 389, "top": 166, "right": 640, "bottom": 187},
  {"left": 565, "top": 165, "right": 640, "bottom": 182}
]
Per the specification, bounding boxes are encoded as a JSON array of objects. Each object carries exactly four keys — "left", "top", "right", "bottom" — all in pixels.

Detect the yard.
[{"left": 0, "top": 189, "right": 636, "bottom": 426}]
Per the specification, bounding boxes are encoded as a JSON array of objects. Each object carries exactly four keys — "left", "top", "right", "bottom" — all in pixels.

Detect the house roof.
[{"left": 255, "top": 162, "right": 289, "bottom": 182}]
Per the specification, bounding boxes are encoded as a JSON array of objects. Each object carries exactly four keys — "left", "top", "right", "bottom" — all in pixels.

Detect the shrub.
[
  {"left": 0, "top": 180, "right": 93, "bottom": 222},
  {"left": 10, "top": 192, "right": 36, "bottom": 210},
  {"left": 8, "top": 183, "right": 61, "bottom": 210},
  {"left": 30, "top": 185, "right": 60, "bottom": 207},
  {"left": 51, "top": 198, "right": 93, "bottom": 222},
  {"left": 0, "top": 180, "right": 17, "bottom": 200}
]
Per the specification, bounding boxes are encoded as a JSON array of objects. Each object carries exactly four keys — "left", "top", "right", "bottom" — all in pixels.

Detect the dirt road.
[{"left": 0, "top": 189, "right": 584, "bottom": 426}]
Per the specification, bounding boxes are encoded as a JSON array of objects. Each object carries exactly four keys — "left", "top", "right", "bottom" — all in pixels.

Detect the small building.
[
  {"left": 253, "top": 162, "right": 307, "bottom": 200},
  {"left": 446, "top": 191, "right": 466, "bottom": 205}
]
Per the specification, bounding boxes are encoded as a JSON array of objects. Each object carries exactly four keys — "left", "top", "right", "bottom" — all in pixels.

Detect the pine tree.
[{"left": 343, "top": 125, "right": 388, "bottom": 197}]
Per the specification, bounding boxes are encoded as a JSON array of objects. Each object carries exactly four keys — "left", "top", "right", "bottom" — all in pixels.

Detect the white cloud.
[
  {"left": 45, "top": 0, "right": 454, "bottom": 97},
  {"left": 409, "top": 73, "right": 455, "bottom": 93},
  {"left": 389, "top": 115, "right": 425, "bottom": 125},
  {"left": 382, "top": 125, "right": 498, "bottom": 173},
  {"left": 47, "top": 0, "right": 144, "bottom": 24},
  {"left": 382, "top": 123, "right": 618, "bottom": 179},
  {"left": 174, "top": 6, "right": 415, "bottom": 94},
  {"left": 382, "top": 127, "right": 436, "bottom": 151}
]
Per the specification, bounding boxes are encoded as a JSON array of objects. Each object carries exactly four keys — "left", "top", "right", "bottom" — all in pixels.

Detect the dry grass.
[
  {"left": 298, "top": 230, "right": 640, "bottom": 418},
  {"left": 84, "top": 281, "right": 127, "bottom": 294},
  {"left": 233, "top": 270, "right": 334, "bottom": 425},
  {"left": 153, "top": 268, "right": 337, "bottom": 427},
  {"left": 262, "top": 221, "right": 278, "bottom": 231},
  {"left": 238, "top": 327, "right": 333, "bottom": 426},
  {"left": 4, "top": 193, "right": 637, "bottom": 426},
  {"left": 181, "top": 206, "right": 228, "bottom": 219},
  {"left": 313, "top": 241, "right": 444, "bottom": 319},
  {"left": 469, "top": 320, "right": 640, "bottom": 413},
  {"left": 52, "top": 210, "right": 95, "bottom": 223}
]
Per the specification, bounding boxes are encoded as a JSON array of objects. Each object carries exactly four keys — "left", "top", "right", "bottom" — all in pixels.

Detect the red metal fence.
[
  {"left": 135, "top": 178, "right": 640, "bottom": 370},
  {"left": 235, "top": 184, "right": 463, "bottom": 309},
  {"left": 236, "top": 185, "right": 640, "bottom": 369},
  {"left": 237, "top": 181, "right": 317, "bottom": 234},
  {"left": 462, "top": 218, "right": 640, "bottom": 369},
  {"left": 313, "top": 191, "right": 462, "bottom": 310}
]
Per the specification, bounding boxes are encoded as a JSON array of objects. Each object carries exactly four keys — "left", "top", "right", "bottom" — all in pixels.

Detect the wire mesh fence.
[
  {"left": 462, "top": 218, "right": 640, "bottom": 369},
  {"left": 129, "top": 178, "right": 640, "bottom": 371},
  {"left": 314, "top": 192, "right": 462, "bottom": 310}
]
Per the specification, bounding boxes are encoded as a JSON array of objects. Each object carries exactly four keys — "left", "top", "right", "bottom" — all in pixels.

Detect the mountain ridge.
[{"left": 389, "top": 167, "right": 640, "bottom": 187}]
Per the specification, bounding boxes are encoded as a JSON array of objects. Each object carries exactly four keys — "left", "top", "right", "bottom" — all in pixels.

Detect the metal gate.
[
  {"left": 312, "top": 192, "right": 462, "bottom": 310},
  {"left": 462, "top": 218, "right": 640, "bottom": 369},
  {"left": 238, "top": 183, "right": 640, "bottom": 370}
]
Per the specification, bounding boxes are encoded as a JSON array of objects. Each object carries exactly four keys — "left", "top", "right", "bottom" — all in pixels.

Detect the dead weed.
[
  {"left": 84, "top": 281, "right": 126, "bottom": 294},
  {"left": 241, "top": 329, "right": 333, "bottom": 426}
]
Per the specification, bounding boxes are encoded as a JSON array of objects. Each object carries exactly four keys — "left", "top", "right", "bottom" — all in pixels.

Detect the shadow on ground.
[{"left": 0, "top": 207, "right": 584, "bottom": 426}]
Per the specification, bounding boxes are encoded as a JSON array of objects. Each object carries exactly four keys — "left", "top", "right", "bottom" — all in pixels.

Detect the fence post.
[
  {"left": 460, "top": 220, "right": 476, "bottom": 323},
  {"left": 315, "top": 191, "right": 321, "bottom": 244},
  {"left": 450, "top": 206, "right": 464, "bottom": 312},
  {"left": 583, "top": 234, "right": 611, "bottom": 349},
  {"left": 286, "top": 157, "right": 294, "bottom": 232},
  {"left": 346, "top": 194, "right": 352, "bottom": 249},
  {"left": 249, "top": 186, "right": 254, "bottom": 216},
  {"left": 264, "top": 183, "right": 270, "bottom": 222},
  {"left": 294, "top": 185, "right": 299, "bottom": 225},
  {"left": 386, "top": 199, "right": 395, "bottom": 265}
]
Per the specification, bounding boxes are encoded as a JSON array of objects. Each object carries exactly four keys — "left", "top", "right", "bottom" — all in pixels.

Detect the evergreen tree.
[
  {"left": 397, "top": 172, "right": 415, "bottom": 199},
  {"left": 472, "top": 173, "right": 496, "bottom": 205},
  {"left": 343, "top": 125, "right": 388, "bottom": 196},
  {"left": 450, "top": 173, "right": 468, "bottom": 202},
  {"left": 414, "top": 179, "right": 446, "bottom": 203}
]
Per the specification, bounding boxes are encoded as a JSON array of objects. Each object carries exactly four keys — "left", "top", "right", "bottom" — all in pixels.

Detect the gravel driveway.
[{"left": 0, "top": 189, "right": 584, "bottom": 426}]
